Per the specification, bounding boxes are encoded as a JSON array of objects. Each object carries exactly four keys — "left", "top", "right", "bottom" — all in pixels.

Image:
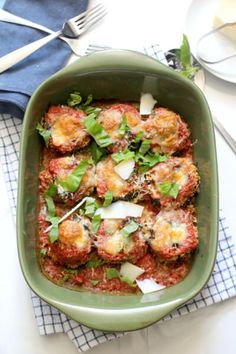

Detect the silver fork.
[{"left": 0, "top": 3, "right": 106, "bottom": 73}]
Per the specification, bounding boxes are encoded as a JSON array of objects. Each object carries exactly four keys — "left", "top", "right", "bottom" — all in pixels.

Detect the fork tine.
[
  {"left": 71, "top": 3, "right": 104, "bottom": 23},
  {"left": 77, "top": 8, "right": 107, "bottom": 32}
]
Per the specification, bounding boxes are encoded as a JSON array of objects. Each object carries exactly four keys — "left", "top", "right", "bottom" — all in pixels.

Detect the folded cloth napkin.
[
  {"left": 0, "top": 0, "right": 88, "bottom": 118},
  {"left": 0, "top": 44, "right": 236, "bottom": 352}
]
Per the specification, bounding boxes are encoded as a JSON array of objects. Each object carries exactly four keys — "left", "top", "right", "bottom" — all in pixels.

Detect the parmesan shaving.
[
  {"left": 140, "top": 93, "right": 157, "bottom": 115},
  {"left": 136, "top": 278, "right": 166, "bottom": 294},
  {"left": 120, "top": 262, "right": 144, "bottom": 282},
  {"left": 96, "top": 201, "right": 144, "bottom": 219},
  {"left": 114, "top": 159, "right": 135, "bottom": 180}
]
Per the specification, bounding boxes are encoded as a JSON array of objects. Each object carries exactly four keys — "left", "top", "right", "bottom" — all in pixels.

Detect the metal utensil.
[
  {"left": 0, "top": 3, "right": 106, "bottom": 73},
  {"left": 0, "top": 8, "right": 105, "bottom": 57},
  {"left": 165, "top": 48, "right": 236, "bottom": 154},
  {"left": 196, "top": 22, "right": 236, "bottom": 64}
]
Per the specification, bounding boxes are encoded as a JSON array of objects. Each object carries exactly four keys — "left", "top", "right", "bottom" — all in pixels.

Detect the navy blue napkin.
[{"left": 0, "top": 0, "right": 88, "bottom": 118}]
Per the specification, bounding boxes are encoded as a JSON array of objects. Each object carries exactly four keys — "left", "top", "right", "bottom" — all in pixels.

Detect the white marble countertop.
[{"left": 0, "top": 0, "right": 236, "bottom": 353}]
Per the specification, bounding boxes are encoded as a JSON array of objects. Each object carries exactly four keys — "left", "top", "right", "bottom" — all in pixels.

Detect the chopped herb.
[
  {"left": 106, "top": 268, "right": 120, "bottom": 280},
  {"left": 40, "top": 249, "right": 47, "bottom": 257},
  {"left": 138, "top": 140, "right": 151, "bottom": 155},
  {"left": 103, "top": 191, "right": 113, "bottom": 207},
  {"left": 67, "top": 91, "right": 83, "bottom": 106},
  {"left": 133, "top": 131, "right": 144, "bottom": 143},
  {"left": 83, "top": 106, "right": 101, "bottom": 115},
  {"left": 112, "top": 149, "right": 135, "bottom": 164},
  {"left": 120, "top": 276, "right": 136, "bottom": 287},
  {"left": 36, "top": 123, "right": 51, "bottom": 147},
  {"left": 84, "top": 197, "right": 99, "bottom": 218},
  {"left": 57, "top": 160, "right": 89, "bottom": 193},
  {"left": 159, "top": 182, "right": 180, "bottom": 199},
  {"left": 91, "top": 280, "right": 99, "bottom": 286},
  {"left": 121, "top": 220, "right": 139, "bottom": 237},
  {"left": 84, "top": 113, "right": 113, "bottom": 147},
  {"left": 137, "top": 151, "right": 168, "bottom": 173},
  {"left": 118, "top": 115, "right": 128, "bottom": 137},
  {"left": 179, "top": 34, "right": 199, "bottom": 79},
  {"left": 45, "top": 184, "right": 57, "bottom": 216},
  {"left": 46, "top": 215, "right": 60, "bottom": 243},
  {"left": 91, "top": 214, "right": 101, "bottom": 233},
  {"left": 86, "top": 258, "right": 106, "bottom": 268},
  {"left": 89, "top": 141, "right": 106, "bottom": 163},
  {"left": 66, "top": 268, "right": 79, "bottom": 274}
]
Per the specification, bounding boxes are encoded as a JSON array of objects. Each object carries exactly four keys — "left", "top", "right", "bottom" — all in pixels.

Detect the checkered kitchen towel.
[{"left": 0, "top": 45, "right": 236, "bottom": 352}]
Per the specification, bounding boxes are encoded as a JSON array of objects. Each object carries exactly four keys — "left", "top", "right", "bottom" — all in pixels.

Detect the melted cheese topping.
[
  {"left": 152, "top": 211, "right": 188, "bottom": 250},
  {"left": 51, "top": 115, "right": 84, "bottom": 147},
  {"left": 59, "top": 220, "right": 90, "bottom": 249},
  {"left": 104, "top": 231, "right": 124, "bottom": 255}
]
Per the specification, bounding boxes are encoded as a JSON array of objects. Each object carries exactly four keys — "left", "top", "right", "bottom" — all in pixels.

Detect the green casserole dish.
[{"left": 17, "top": 49, "right": 219, "bottom": 331}]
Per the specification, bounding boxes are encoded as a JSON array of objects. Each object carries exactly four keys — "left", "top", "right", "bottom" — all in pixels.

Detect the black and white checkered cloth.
[{"left": 0, "top": 45, "right": 236, "bottom": 352}]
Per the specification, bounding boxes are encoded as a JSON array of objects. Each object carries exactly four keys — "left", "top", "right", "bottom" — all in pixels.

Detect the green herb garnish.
[
  {"left": 138, "top": 139, "right": 151, "bottom": 155},
  {"left": 121, "top": 220, "right": 139, "bottom": 237},
  {"left": 103, "top": 191, "right": 113, "bottom": 207},
  {"left": 89, "top": 141, "right": 107, "bottom": 164},
  {"left": 91, "top": 214, "right": 101, "bottom": 233},
  {"left": 86, "top": 258, "right": 106, "bottom": 268},
  {"left": 118, "top": 115, "right": 128, "bottom": 137},
  {"left": 67, "top": 91, "right": 83, "bottom": 106},
  {"left": 36, "top": 123, "right": 51, "bottom": 147},
  {"left": 133, "top": 131, "right": 144, "bottom": 143},
  {"left": 84, "top": 113, "right": 113, "bottom": 147},
  {"left": 40, "top": 249, "right": 47, "bottom": 257},
  {"left": 84, "top": 197, "right": 99, "bottom": 218},
  {"left": 91, "top": 280, "right": 99, "bottom": 286},
  {"left": 46, "top": 215, "right": 60, "bottom": 243},
  {"left": 57, "top": 160, "right": 89, "bottom": 193},
  {"left": 45, "top": 184, "right": 57, "bottom": 216},
  {"left": 159, "top": 182, "right": 180, "bottom": 198},
  {"left": 112, "top": 149, "right": 135, "bottom": 164},
  {"left": 179, "top": 34, "right": 199, "bottom": 79},
  {"left": 106, "top": 268, "right": 120, "bottom": 280},
  {"left": 137, "top": 151, "right": 168, "bottom": 173}
]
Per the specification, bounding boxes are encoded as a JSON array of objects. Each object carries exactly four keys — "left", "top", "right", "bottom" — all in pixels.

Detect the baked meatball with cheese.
[
  {"left": 149, "top": 209, "right": 198, "bottom": 260},
  {"left": 97, "top": 103, "right": 142, "bottom": 152},
  {"left": 43, "top": 105, "right": 90, "bottom": 154},
  {"left": 41, "top": 152, "right": 95, "bottom": 205},
  {"left": 50, "top": 216, "right": 92, "bottom": 267},
  {"left": 96, "top": 156, "right": 136, "bottom": 199},
  {"left": 96, "top": 219, "right": 147, "bottom": 262},
  {"left": 142, "top": 107, "right": 191, "bottom": 155},
  {"left": 144, "top": 157, "right": 200, "bottom": 208}
]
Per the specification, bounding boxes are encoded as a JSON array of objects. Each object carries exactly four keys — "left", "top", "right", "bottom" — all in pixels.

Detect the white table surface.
[{"left": 0, "top": 1, "right": 236, "bottom": 353}]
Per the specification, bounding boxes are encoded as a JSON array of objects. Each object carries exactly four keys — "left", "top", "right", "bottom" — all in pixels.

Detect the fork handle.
[{"left": 0, "top": 30, "right": 61, "bottom": 73}]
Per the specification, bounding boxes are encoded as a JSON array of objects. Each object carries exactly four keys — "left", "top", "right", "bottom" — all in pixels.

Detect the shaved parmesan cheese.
[
  {"left": 136, "top": 278, "right": 166, "bottom": 294},
  {"left": 114, "top": 159, "right": 135, "bottom": 180},
  {"left": 120, "top": 262, "right": 144, "bottom": 282},
  {"left": 140, "top": 93, "right": 157, "bottom": 115},
  {"left": 96, "top": 201, "right": 144, "bottom": 219}
]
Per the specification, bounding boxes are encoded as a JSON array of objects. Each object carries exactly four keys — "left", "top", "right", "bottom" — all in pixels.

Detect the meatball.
[
  {"left": 97, "top": 103, "right": 142, "bottom": 152},
  {"left": 142, "top": 107, "right": 191, "bottom": 154},
  {"left": 50, "top": 216, "right": 92, "bottom": 267},
  {"left": 42, "top": 152, "right": 95, "bottom": 205},
  {"left": 144, "top": 157, "right": 200, "bottom": 208},
  {"left": 96, "top": 219, "right": 147, "bottom": 262},
  {"left": 149, "top": 208, "right": 198, "bottom": 260},
  {"left": 96, "top": 156, "right": 136, "bottom": 199},
  {"left": 43, "top": 105, "right": 90, "bottom": 153},
  {"left": 136, "top": 253, "right": 191, "bottom": 287}
]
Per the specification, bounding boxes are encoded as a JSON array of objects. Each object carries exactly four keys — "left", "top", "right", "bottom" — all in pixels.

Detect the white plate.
[{"left": 185, "top": 0, "right": 236, "bottom": 83}]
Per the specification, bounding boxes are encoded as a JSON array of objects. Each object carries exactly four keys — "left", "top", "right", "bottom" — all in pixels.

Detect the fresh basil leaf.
[
  {"left": 118, "top": 115, "right": 128, "bottom": 137},
  {"left": 67, "top": 91, "right": 83, "bottom": 106},
  {"left": 84, "top": 197, "right": 99, "bottom": 218},
  {"left": 45, "top": 184, "right": 57, "bottom": 217},
  {"left": 180, "top": 34, "right": 191, "bottom": 69},
  {"left": 46, "top": 215, "right": 60, "bottom": 243},
  {"left": 84, "top": 114, "right": 113, "bottom": 147},
  {"left": 121, "top": 220, "right": 139, "bottom": 237},
  {"left": 138, "top": 152, "right": 168, "bottom": 173},
  {"left": 89, "top": 141, "right": 106, "bottom": 163},
  {"left": 138, "top": 140, "right": 151, "bottom": 155},
  {"left": 133, "top": 131, "right": 144, "bottom": 143},
  {"left": 82, "top": 94, "right": 93, "bottom": 107},
  {"left": 106, "top": 268, "right": 120, "bottom": 280},
  {"left": 112, "top": 149, "right": 135, "bottom": 164},
  {"left": 86, "top": 258, "right": 106, "bottom": 268},
  {"left": 57, "top": 160, "right": 89, "bottom": 193},
  {"left": 120, "top": 276, "right": 136, "bottom": 287},
  {"left": 159, "top": 182, "right": 180, "bottom": 199},
  {"left": 91, "top": 280, "right": 99, "bottom": 286},
  {"left": 84, "top": 106, "right": 101, "bottom": 115},
  {"left": 36, "top": 123, "right": 51, "bottom": 147},
  {"left": 180, "top": 66, "right": 199, "bottom": 79},
  {"left": 103, "top": 191, "right": 113, "bottom": 207},
  {"left": 91, "top": 214, "right": 101, "bottom": 233},
  {"left": 40, "top": 249, "right": 47, "bottom": 257}
]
